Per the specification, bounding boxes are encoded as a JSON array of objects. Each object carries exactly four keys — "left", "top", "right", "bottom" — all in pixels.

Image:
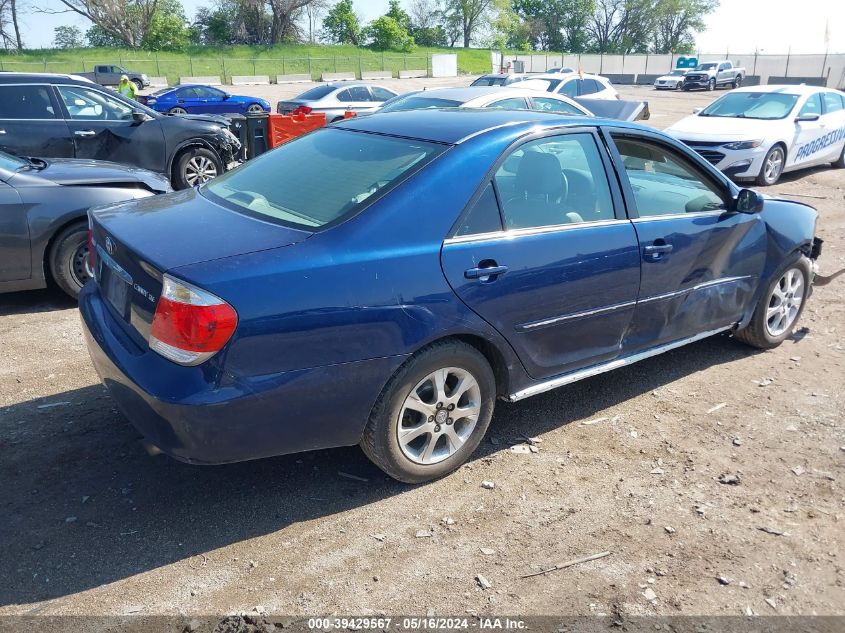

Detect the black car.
[
  {"left": 0, "top": 150, "right": 170, "bottom": 298},
  {"left": 0, "top": 73, "right": 242, "bottom": 189}
]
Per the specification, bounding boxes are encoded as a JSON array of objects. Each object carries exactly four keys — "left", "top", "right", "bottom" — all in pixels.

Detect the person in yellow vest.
[{"left": 118, "top": 75, "right": 137, "bottom": 100}]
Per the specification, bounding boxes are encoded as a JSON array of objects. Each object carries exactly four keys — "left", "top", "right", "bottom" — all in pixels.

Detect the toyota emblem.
[{"left": 105, "top": 236, "right": 115, "bottom": 255}]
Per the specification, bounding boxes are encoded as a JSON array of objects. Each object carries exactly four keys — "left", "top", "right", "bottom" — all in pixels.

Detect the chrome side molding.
[{"left": 507, "top": 325, "right": 735, "bottom": 402}]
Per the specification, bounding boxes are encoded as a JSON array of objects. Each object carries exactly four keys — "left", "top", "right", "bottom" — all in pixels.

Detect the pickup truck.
[
  {"left": 77, "top": 65, "right": 150, "bottom": 90},
  {"left": 682, "top": 61, "right": 746, "bottom": 91}
]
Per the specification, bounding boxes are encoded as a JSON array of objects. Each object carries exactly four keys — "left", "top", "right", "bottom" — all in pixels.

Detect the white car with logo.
[{"left": 665, "top": 85, "right": 845, "bottom": 185}]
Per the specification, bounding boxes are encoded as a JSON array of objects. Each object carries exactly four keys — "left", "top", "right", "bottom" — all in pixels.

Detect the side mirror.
[
  {"left": 222, "top": 93, "right": 231, "bottom": 100},
  {"left": 693, "top": 107, "right": 703, "bottom": 114},
  {"left": 132, "top": 110, "right": 152, "bottom": 123},
  {"left": 735, "top": 188, "right": 764, "bottom": 214},
  {"left": 795, "top": 113, "right": 819, "bottom": 122}
]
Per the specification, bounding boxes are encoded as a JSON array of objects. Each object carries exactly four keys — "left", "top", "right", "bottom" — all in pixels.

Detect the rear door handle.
[
  {"left": 74, "top": 130, "right": 96, "bottom": 137},
  {"left": 643, "top": 243, "right": 673, "bottom": 261},
  {"left": 465, "top": 264, "right": 508, "bottom": 280}
]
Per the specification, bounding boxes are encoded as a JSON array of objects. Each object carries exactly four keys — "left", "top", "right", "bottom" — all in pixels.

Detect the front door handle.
[
  {"left": 643, "top": 243, "right": 673, "bottom": 260},
  {"left": 465, "top": 264, "right": 508, "bottom": 280},
  {"left": 74, "top": 130, "right": 96, "bottom": 137}
]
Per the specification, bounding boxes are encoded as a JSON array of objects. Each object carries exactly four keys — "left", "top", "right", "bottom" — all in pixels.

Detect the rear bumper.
[{"left": 79, "top": 283, "right": 406, "bottom": 464}]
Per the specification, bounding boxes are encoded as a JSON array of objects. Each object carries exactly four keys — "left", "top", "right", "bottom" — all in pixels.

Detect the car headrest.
[{"left": 516, "top": 152, "right": 563, "bottom": 197}]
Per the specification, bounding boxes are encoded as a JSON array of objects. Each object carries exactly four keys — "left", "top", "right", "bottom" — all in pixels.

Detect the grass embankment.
[{"left": 0, "top": 44, "right": 495, "bottom": 83}]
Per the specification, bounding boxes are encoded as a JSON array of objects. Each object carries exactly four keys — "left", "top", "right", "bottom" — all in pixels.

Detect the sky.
[{"left": 16, "top": 0, "right": 845, "bottom": 54}]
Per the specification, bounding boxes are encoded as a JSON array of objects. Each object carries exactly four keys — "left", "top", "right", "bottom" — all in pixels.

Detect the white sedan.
[
  {"left": 516, "top": 73, "right": 619, "bottom": 100},
  {"left": 377, "top": 86, "right": 593, "bottom": 116},
  {"left": 654, "top": 69, "right": 687, "bottom": 90},
  {"left": 665, "top": 85, "right": 845, "bottom": 185}
]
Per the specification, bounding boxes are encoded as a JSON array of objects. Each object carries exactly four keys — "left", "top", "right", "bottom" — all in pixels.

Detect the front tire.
[
  {"left": 832, "top": 142, "right": 845, "bottom": 168},
  {"left": 49, "top": 222, "right": 91, "bottom": 299},
  {"left": 360, "top": 340, "right": 496, "bottom": 483},
  {"left": 756, "top": 144, "right": 785, "bottom": 186},
  {"left": 173, "top": 147, "right": 223, "bottom": 189},
  {"left": 734, "top": 255, "right": 811, "bottom": 349}
]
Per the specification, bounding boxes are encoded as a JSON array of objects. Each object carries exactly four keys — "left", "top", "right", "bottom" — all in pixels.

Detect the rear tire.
[
  {"left": 734, "top": 255, "right": 811, "bottom": 349},
  {"left": 49, "top": 221, "right": 91, "bottom": 299},
  {"left": 360, "top": 340, "right": 496, "bottom": 484},
  {"left": 172, "top": 147, "right": 223, "bottom": 190},
  {"left": 169, "top": 106, "right": 188, "bottom": 115},
  {"left": 832, "top": 143, "right": 845, "bottom": 168},
  {"left": 733, "top": 75, "right": 742, "bottom": 89},
  {"left": 247, "top": 103, "right": 265, "bottom": 114},
  {"left": 708, "top": 78, "right": 716, "bottom": 91}
]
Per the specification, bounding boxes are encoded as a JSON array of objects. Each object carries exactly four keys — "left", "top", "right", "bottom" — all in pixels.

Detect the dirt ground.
[{"left": 1, "top": 79, "right": 844, "bottom": 623}]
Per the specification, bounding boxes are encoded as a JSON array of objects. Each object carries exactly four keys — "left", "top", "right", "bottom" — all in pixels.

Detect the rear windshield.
[
  {"left": 380, "top": 96, "right": 463, "bottom": 113},
  {"left": 471, "top": 77, "right": 506, "bottom": 86},
  {"left": 699, "top": 92, "right": 799, "bottom": 120},
  {"left": 151, "top": 87, "right": 175, "bottom": 96},
  {"left": 203, "top": 128, "right": 446, "bottom": 230},
  {"left": 296, "top": 85, "right": 335, "bottom": 100}
]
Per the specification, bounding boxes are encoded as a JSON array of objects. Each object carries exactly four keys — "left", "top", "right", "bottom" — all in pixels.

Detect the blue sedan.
[
  {"left": 80, "top": 110, "right": 823, "bottom": 483},
  {"left": 140, "top": 84, "right": 271, "bottom": 115}
]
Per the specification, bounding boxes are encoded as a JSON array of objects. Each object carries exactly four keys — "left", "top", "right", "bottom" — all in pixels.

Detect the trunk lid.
[
  {"left": 90, "top": 187, "right": 311, "bottom": 343},
  {"left": 276, "top": 100, "right": 304, "bottom": 114}
]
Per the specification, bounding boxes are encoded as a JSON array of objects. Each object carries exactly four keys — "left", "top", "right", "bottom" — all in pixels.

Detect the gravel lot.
[{"left": 1, "top": 78, "right": 844, "bottom": 622}]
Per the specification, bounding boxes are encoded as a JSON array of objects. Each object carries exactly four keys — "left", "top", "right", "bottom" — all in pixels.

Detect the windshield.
[
  {"left": 669, "top": 70, "right": 686, "bottom": 76},
  {"left": 380, "top": 96, "right": 463, "bottom": 113},
  {"left": 203, "top": 128, "right": 446, "bottom": 230},
  {"left": 0, "top": 150, "right": 28, "bottom": 171},
  {"left": 296, "top": 85, "right": 335, "bottom": 100},
  {"left": 695, "top": 63, "right": 718, "bottom": 70},
  {"left": 699, "top": 92, "right": 799, "bottom": 120}
]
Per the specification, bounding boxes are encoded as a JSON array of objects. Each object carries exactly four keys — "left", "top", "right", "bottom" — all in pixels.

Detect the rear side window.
[
  {"left": 371, "top": 87, "right": 396, "bottom": 101},
  {"left": 203, "top": 128, "right": 446, "bottom": 230},
  {"left": 485, "top": 97, "right": 528, "bottom": 110},
  {"left": 455, "top": 182, "right": 502, "bottom": 236},
  {"left": 532, "top": 97, "right": 585, "bottom": 115},
  {"left": 0, "top": 85, "right": 57, "bottom": 119},
  {"left": 559, "top": 80, "right": 578, "bottom": 98}
]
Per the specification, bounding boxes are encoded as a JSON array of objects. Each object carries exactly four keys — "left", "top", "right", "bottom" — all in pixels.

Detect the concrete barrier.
[
  {"left": 231, "top": 75, "right": 270, "bottom": 85},
  {"left": 399, "top": 69, "right": 427, "bottom": 79},
  {"left": 147, "top": 76, "right": 168, "bottom": 87},
  {"left": 362, "top": 70, "right": 393, "bottom": 80},
  {"left": 179, "top": 76, "right": 222, "bottom": 86},
  {"left": 276, "top": 74, "right": 312, "bottom": 84},
  {"left": 743, "top": 75, "right": 762, "bottom": 86},
  {"left": 321, "top": 72, "right": 356, "bottom": 82},
  {"left": 635, "top": 73, "right": 662, "bottom": 85},
  {"left": 604, "top": 73, "right": 636, "bottom": 85},
  {"left": 767, "top": 75, "right": 826, "bottom": 86}
]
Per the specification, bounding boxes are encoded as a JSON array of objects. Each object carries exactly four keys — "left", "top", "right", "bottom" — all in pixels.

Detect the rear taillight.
[
  {"left": 149, "top": 275, "right": 237, "bottom": 366},
  {"left": 291, "top": 105, "right": 312, "bottom": 115}
]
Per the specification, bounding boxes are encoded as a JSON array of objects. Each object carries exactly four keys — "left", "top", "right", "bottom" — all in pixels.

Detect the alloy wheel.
[
  {"left": 247, "top": 104, "right": 265, "bottom": 114},
  {"left": 170, "top": 107, "right": 187, "bottom": 115},
  {"left": 765, "top": 267, "right": 805, "bottom": 337},
  {"left": 763, "top": 147, "right": 784, "bottom": 184},
  {"left": 185, "top": 155, "right": 218, "bottom": 186},
  {"left": 396, "top": 367, "right": 481, "bottom": 465}
]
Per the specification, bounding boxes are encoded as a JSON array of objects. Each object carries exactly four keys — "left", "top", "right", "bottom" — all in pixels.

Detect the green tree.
[
  {"left": 511, "top": 0, "right": 594, "bottom": 52},
  {"left": 363, "top": 15, "right": 414, "bottom": 51},
  {"left": 443, "top": 0, "right": 496, "bottom": 48},
  {"left": 142, "top": 0, "right": 190, "bottom": 50},
  {"left": 86, "top": 24, "right": 125, "bottom": 47},
  {"left": 587, "top": 0, "right": 655, "bottom": 54},
  {"left": 322, "top": 0, "right": 360, "bottom": 44},
  {"left": 385, "top": 0, "right": 411, "bottom": 32},
  {"left": 53, "top": 25, "right": 85, "bottom": 48},
  {"left": 407, "top": 0, "right": 447, "bottom": 46},
  {"left": 652, "top": 0, "right": 717, "bottom": 53}
]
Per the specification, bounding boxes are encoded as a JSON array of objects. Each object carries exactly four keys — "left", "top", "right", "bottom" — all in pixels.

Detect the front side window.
[
  {"left": 203, "top": 128, "right": 446, "bottom": 230},
  {"left": 493, "top": 133, "right": 615, "bottom": 230},
  {"left": 579, "top": 79, "right": 599, "bottom": 95},
  {"left": 194, "top": 86, "right": 224, "bottom": 98},
  {"left": 57, "top": 85, "right": 134, "bottom": 121},
  {"left": 558, "top": 80, "right": 578, "bottom": 98},
  {"left": 371, "top": 87, "right": 396, "bottom": 101},
  {"left": 0, "top": 85, "right": 56, "bottom": 119},
  {"left": 532, "top": 97, "right": 585, "bottom": 115},
  {"left": 485, "top": 97, "right": 528, "bottom": 110},
  {"left": 346, "top": 86, "right": 372, "bottom": 101},
  {"left": 799, "top": 93, "right": 823, "bottom": 117},
  {"left": 612, "top": 136, "right": 727, "bottom": 217}
]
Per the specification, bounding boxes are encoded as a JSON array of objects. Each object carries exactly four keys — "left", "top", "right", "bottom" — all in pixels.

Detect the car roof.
[
  {"left": 0, "top": 72, "right": 94, "bottom": 85},
  {"left": 324, "top": 81, "right": 389, "bottom": 89},
  {"left": 530, "top": 72, "right": 604, "bottom": 80},
  {"left": 730, "top": 84, "right": 834, "bottom": 96},
  {"left": 398, "top": 86, "right": 584, "bottom": 104},
  {"left": 335, "top": 108, "right": 630, "bottom": 144}
]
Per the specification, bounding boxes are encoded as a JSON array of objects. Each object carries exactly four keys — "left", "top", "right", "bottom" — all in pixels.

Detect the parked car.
[
  {"left": 682, "top": 61, "right": 746, "bottom": 91},
  {"left": 138, "top": 85, "right": 271, "bottom": 116},
  {"left": 518, "top": 73, "right": 620, "bottom": 100},
  {"left": 665, "top": 85, "right": 845, "bottom": 185},
  {"left": 470, "top": 74, "right": 531, "bottom": 87},
  {"left": 81, "top": 109, "right": 825, "bottom": 483},
  {"left": 0, "top": 149, "right": 170, "bottom": 298},
  {"left": 276, "top": 82, "right": 399, "bottom": 122},
  {"left": 654, "top": 69, "right": 688, "bottom": 90},
  {"left": 0, "top": 74, "right": 242, "bottom": 190},
  {"left": 377, "top": 86, "right": 649, "bottom": 122},
  {"left": 546, "top": 67, "right": 576, "bottom": 74},
  {"left": 77, "top": 65, "right": 150, "bottom": 91}
]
